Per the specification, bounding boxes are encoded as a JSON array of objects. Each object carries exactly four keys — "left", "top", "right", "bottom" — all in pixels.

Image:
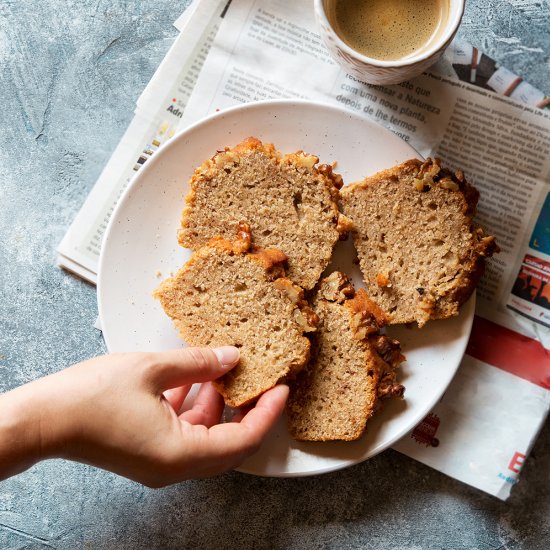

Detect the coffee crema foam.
[{"left": 333, "top": 0, "right": 449, "bottom": 62}]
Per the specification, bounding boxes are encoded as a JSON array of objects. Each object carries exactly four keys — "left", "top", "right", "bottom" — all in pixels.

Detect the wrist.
[
  {"left": 0, "top": 384, "right": 44, "bottom": 479},
  {"left": 0, "top": 371, "right": 78, "bottom": 480}
]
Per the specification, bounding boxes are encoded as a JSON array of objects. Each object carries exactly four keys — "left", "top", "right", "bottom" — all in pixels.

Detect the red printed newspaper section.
[{"left": 466, "top": 316, "right": 550, "bottom": 390}]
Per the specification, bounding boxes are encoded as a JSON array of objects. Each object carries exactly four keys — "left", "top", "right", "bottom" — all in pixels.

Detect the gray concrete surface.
[{"left": 1, "top": 0, "right": 550, "bottom": 548}]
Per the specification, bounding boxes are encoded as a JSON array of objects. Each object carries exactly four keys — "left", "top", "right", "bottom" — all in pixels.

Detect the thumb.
[{"left": 145, "top": 346, "right": 240, "bottom": 392}]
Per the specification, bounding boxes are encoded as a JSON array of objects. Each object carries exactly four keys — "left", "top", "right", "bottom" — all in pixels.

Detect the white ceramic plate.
[{"left": 98, "top": 100, "right": 474, "bottom": 477}]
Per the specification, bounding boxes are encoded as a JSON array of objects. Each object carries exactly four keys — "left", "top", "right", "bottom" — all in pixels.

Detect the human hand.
[{"left": 0, "top": 347, "right": 288, "bottom": 487}]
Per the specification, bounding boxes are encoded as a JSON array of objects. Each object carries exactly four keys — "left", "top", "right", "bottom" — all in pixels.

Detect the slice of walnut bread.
[
  {"left": 341, "top": 158, "right": 498, "bottom": 327},
  {"left": 286, "top": 272, "right": 405, "bottom": 442},
  {"left": 153, "top": 223, "right": 318, "bottom": 408},
  {"left": 179, "top": 137, "right": 349, "bottom": 290}
]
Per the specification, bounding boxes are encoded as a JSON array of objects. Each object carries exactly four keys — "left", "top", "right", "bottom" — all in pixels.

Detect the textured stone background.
[{"left": 1, "top": 1, "right": 550, "bottom": 548}]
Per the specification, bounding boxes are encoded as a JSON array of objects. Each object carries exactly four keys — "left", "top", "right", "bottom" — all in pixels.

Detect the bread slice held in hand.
[
  {"left": 153, "top": 224, "right": 318, "bottom": 408},
  {"left": 287, "top": 272, "right": 405, "bottom": 442},
  {"left": 179, "top": 137, "right": 349, "bottom": 290},
  {"left": 341, "top": 158, "right": 498, "bottom": 327}
]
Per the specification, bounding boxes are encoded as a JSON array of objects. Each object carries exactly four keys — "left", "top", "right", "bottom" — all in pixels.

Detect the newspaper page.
[
  {"left": 176, "top": 0, "right": 550, "bottom": 499},
  {"left": 56, "top": 0, "right": 228, "bottom": 282}
]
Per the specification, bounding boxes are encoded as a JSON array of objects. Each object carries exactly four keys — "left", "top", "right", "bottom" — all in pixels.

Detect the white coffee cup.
[{"left": 315, "top": 0, "right": 465, "bottom": 85}]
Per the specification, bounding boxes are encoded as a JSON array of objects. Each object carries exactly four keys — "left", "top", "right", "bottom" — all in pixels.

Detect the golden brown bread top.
[
  {"left": 194, "top": 221, "right": 288, "bottom": 281},
  {"left": 315, "top": 271, "right": 405, "bottom": 394},
  {"left": 318, "top": 271, "right": 389, "bottom": 339},
  {"left": 345, "top": 158, "right": 480, "bottom": 214},
  {"left": 190, "top": 136, "right": 345, "bottom": 208}
]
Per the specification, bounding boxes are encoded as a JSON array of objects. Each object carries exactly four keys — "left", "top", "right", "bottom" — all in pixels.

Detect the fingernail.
[{"left": 213, "top": 346, "right": 240, "bottom": 368}]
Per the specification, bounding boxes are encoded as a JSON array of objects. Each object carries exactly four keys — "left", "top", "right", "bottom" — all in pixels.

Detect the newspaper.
[{"left": 57, "top": 0, "right": 550, "bottom": 499}]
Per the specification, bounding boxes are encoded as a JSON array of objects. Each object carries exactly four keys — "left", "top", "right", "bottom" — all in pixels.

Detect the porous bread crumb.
[
  {"left": 341, "top": 158, "right": 498, "bottom": 327},
  {"left": 287, "top": 272, "right": 405, "bottom": 442},
  {"left": 153, "top": 224, "right": 317, "bottom": 408},
  {"left": 179, "top": 136, "right": 345, "bottom": 289}
]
